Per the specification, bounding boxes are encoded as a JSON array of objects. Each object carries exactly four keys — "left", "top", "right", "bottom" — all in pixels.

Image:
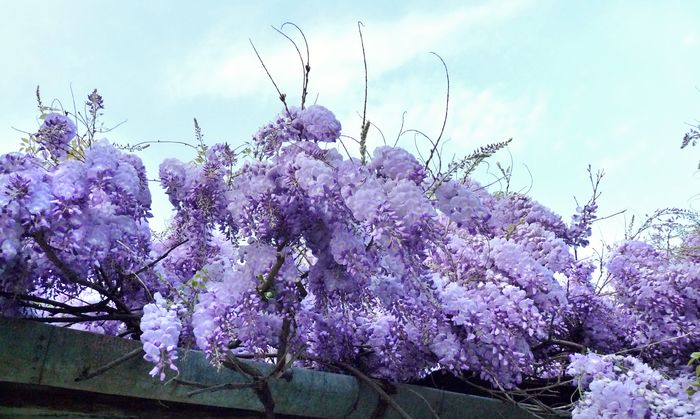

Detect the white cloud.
[
  {"left": 353, "top": 78, "right": 546, "bottom": 158},
  {"left": 162, "top": 0, "right": 532, "bottom": 102},
  {"left": 682, "top": 32, "right": 699, "bottom": 48},
  {"left": 160, "top": 0, "right": 541, "bottom": 172}
]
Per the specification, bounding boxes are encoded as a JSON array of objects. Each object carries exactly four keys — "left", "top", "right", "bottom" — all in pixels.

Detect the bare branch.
[
  {"left": 129, "top": 239, "right": 188, "bottom": 278},
  {"left": 250, "top": 39, "right": 289, "bottom": 114},
  {"left": 272, "top": 23, "right": 309, "bottom": 109},
  {"left": 75, "top": 347, "right": 142, "bottom": 382},
  {"left": 186, "top": 381, "right": 256, "bottom": 397},
  {"left": 358, "top": 21, "right": 370, "bottom": 164},
  {"left": 423, "top": 52, "right": 449, "bottom": 172},
  {"left": 25, "top": 313, "right": 140, "bottom": 323}
]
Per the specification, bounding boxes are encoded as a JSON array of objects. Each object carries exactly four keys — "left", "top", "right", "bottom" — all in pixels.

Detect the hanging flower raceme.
[
  {"left": 35, "top": 113, "right": 77, "bottom": 160},
  {"left": 567, "top": 353, "right": 700, "bottom": 418},
  {"left": 607, "top": 240, "right": 700, "bottom": 367},
  {"left": 140, "top": 293, "right": 182, "bottom": 380}
]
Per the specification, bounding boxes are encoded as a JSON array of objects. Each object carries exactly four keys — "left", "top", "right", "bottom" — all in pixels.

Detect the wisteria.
[
  {"left": 35, "top": 112, "right": 77, "bottom": 160},
  {"left": 1, "top": 79, "right": 699, "bottom": 417},
  {"left": 607, "top": 240, "right": 700, "bottom": 367},
  {"left": 567, "top": 353, "right": 700, "bottom": 418},
  {"left": 252, "top": 105, "right": 341, "bottom": 157},
  {"left": 1, "top": 92, "right": 155, "bottom": 336},
  {"left": 140, "top": 292, "right": 182, "bottom": 380}
]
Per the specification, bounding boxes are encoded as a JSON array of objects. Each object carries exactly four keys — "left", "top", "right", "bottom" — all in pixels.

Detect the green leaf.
[{"left": 688, "top": 352, "right": 700, "bottom": 365}]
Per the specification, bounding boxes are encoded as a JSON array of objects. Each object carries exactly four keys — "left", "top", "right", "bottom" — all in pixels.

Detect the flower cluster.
[
  {"left": 568, "top": 353, "right": 700, "bottom": 418},
  {"left": 35, "top": 112, "right": 77, "bottom": 160},
  {"left": 157, "top": 143, "right": 236, "bottom": 282},
  {"left": 294, "top": 105, "right": 342, "bottom": 143},
  {"left": 607, "top": 240, "right": 700, "bottom": 367},
  {"left": 1, "top": 131, "right": 154, "bottom": 335},
  {"left": 178, "top": 107, "right": 596, "bottom": 389},
  {"left": 253, "top": 105, "right": 341, "bottom": 157},
  {"left": 567, "top": 200, "right": 598, "bottom": 247},
  {"left": 140, "top": 293, "right": 182, "bottom": 380},
  {"left": 3, "top": 92, "right": 699, "bottom": 416}
]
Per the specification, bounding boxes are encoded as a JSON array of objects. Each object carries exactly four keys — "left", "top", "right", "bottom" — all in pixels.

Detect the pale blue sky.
[{"left": 2, "top": 0, "right": 700, "bottom": 245}]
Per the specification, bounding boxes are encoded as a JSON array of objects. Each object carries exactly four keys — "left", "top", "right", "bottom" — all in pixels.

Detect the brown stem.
[
  {"left": 298, "top": 354, "right": 412, "bottom": 419},
  {"left": 358, "top": 21, "right": 369, "bottom": 165},
  {"left": 25, "top": 313, "right": 140, "bottom": 323},
  {"left": 533, "top": 338, "right": 587, "bottom": 353},
  {"left": 221, "top": 354, "right": 275, "bottom": 417},
  {"left": 75, "top": 347, "right": 142, "bottom": 382},
  {"left": 0, "top": 291, "right": 112, "bottom": 313},
  {"left": 271, "top": 317, "right": 292, "bottom": 377},
  {"left": 128, "top": 239, "right": 188, "bottom": 278},
  {"left": 33, "top": 232, "right": 109, "bottom": 295},
  {"left": 249, "top": 39, "right": 289, "bottom": 115},
  {"left": 257, "top": 252, "right": 285, "bottom": 296},
  {"left": 423, "top": 52, "right": 449, "bottom": 173},
  {"left": 186, "top": 381, "right": 256, "bottom": 397},
  {"left": 32, "top": 231, "right": 136, "bottom": 329},
  {"left": 223, "top": 353, "right": 265, "bottom": 379},
  {"left": 335, "top": 361, "right": 412, "bottom": 419}
]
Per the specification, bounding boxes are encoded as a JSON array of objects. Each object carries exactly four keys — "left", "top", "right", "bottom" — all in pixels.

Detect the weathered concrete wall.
[{"left": 0, "top": 317, "right": 534, "bottom": 418}]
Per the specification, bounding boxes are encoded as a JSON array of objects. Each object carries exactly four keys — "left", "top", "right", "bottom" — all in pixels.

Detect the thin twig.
[
  {"left": 533, "top": 339, "right": 587, "bottom": 353},
  {"left": 358, "top": 21, "right": 370, "bottom": 164},
  {"left": 75, "top": 347, "right": 142, "bottom": 381},
  {"left": 0, "top": 291, "right": 111, "bottom": 313},
  {"left": 129, "top": 239, "right": 188, "bottom": 278},
  {"left": 187, "top": 381, "right": 256, "bottom": 397},
  {"left": 423, "top": 52, "right": 449, "bottom": 172},
  {"left": 335, "top": 361, "right": 413, "bottom": 419},
  {"left": 614, "top": 332, "right": 696, "bottom": 356},
  {"left": 117, "top": 139, "right": 199, "bottom": 152},
  {"left": 33, "top": 232, "right": 107, "bottom": 294},
  {"left": 591, "top": 209, "right": 626, "bottom": 223},
  {"left": 406, "top": 388, "right": 440, "bottom": 419},
  {"left": 223, "top": 353, "right": 266, "bottom": 379},
  {"left": 369, "top": 120, "right": 386, "bottom": 145},
  {"left": 272, "top": 317, "right": 292, "bottom": 377},
  {"left": 250, "top": 39, "right": 289, "bottom": 114},
  {"left": 271, "top": 25, "right": 306, "bottom": 105},
  {"left": 26, "top": 313, "right": 140, "bottom": 323},
  {"left": 174, "top": 378, "right": 209, "bottom": 388},
  {"left": 280, "top": 22, "right": 311, "bottom": 109},
  {"left": 32, "top": 234, "right": 129, "bottom": 315},
  {"left": 292, "top": 353, "right": 412, "bottom": 419},
  {"left": 394, "top": 111, "right": 408, "bottom": 147}
]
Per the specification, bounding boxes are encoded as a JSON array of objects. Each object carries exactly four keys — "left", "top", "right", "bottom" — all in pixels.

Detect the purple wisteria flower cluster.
[
  {"left": 567, "top": 353, "right": 699, "bottom": 417},
  {"left": 607, "top": 240, "right": 700, "bottom": 366},
  {"left": 1, "top": 88, "right": 699, "bottom": 417},
  {"left": 1, "top": 133, "right": 154, "bottom": 330},
  {"left": 35, "top": 112, "right": 77, "bottom": 160},
  {"left": 140, "top": 292, "right": 182, "bottom": 380},
  {"left": 253, "top": 105, "right": 341, "bottom": 157}
]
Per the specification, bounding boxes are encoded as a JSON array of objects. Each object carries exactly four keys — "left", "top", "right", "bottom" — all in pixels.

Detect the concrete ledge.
[{"left": 0, "top": 317, "right": 534, "bottom": 418}]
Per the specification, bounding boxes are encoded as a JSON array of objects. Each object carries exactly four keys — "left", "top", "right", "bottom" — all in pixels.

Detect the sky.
[{"left": 2, "top": 0, "right": 700, "bottom": 247}]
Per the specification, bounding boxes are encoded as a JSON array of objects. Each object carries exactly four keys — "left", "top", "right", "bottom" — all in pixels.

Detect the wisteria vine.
[{"left": 2, "top": 39, "right": 700, "bottom": 418}]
